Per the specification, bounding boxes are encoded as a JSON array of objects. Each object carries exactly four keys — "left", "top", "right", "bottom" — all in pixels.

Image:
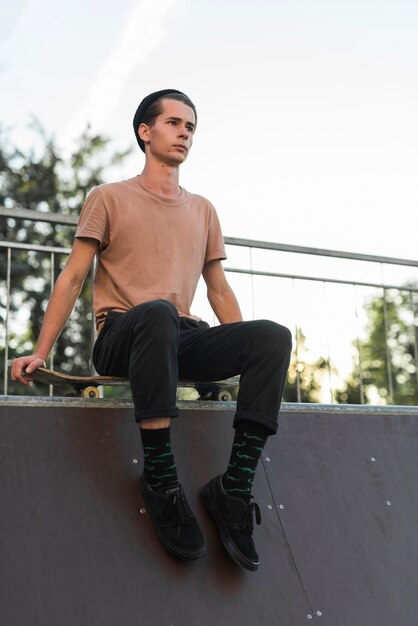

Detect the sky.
[{"left": 2, "top": 0, "right": 417, "bottom": 260}]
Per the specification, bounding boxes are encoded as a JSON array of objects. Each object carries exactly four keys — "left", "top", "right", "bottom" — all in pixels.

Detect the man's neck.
[{"left": 138, "top": 161, "right": 181, "bottom": 199}]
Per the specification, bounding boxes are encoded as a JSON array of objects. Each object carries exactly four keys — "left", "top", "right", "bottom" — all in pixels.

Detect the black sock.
[
  {"left": 140, "top": 427, "right": 179, "bottom": 493},
  {"left": 222, "top": 421, "right": 269, "bottom": 499}
]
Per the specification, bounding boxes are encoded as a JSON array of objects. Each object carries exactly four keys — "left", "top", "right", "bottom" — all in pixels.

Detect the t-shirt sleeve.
[
  {"left": 75, "top": 186, "right": 109, "bottom": 249},
  {"left": 205, "top": 204, "right": 227, "bottom": 264}
]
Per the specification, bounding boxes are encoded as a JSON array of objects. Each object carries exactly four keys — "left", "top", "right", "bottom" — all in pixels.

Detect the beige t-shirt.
[{"left": 75, "top": 176, "right": 226, "bottom": 330}]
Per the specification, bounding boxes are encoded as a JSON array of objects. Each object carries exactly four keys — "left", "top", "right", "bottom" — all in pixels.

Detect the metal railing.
[
  {"left": 221, "top": 241, "right": 418, "bottom": 404},
  {"left": 1, "top": 206, "right": 418, "bottom": 403}
]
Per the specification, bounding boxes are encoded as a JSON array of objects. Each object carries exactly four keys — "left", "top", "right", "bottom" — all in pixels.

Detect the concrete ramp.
[{"left": 1, "top": 400, "right": 417, "bottom": 626}]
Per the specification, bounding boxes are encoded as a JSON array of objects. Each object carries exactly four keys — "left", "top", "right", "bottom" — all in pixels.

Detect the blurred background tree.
[
  {"left": 283, "top": 328, "right": 332, "bottom": 403},
  {"left": 336, "top": 288, "right": 418, "bottom": 405},
  {"left": 0, "top": 119, "right": 131, "bottom": 394}
]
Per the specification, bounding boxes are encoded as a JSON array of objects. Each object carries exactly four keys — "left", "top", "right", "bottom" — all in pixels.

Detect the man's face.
[{"left": 140, "top": 99, "right": 196, "bottom": 165}]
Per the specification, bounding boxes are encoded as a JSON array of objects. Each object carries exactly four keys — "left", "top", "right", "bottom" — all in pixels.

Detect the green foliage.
[
  {"left": 0, "top": 120, "right": 131, "bottom": 395},
  {"left": 336, "top": 288, "right": 418, "bottom": 405}
]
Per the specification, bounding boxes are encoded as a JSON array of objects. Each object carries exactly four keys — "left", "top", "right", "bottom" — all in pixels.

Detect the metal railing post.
[
  {"left": 49, "top": 252, "right": 55, "bottom": 396},
  {"left": 354, "top": 285, "right": 365, "bottom": 405},
  {"left": 249, "top": 247, "right": 255, "bottom": 320},
  {"left": 4, "top": 247, "right": 11, "bottom": 395},
  {"left": 382, "top": 286, "right": 394, "bottom": 405},
  {"left": 322, "top": 281, "right": 334, "bottom": 403},
  {"left": 292, "top": 279, "right": 302, "bottom": 403}
]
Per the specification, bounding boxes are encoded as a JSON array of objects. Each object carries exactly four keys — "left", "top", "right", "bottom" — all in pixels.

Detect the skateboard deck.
[{"left": 31, "top": 367, "right": 239, "bottom": 400}]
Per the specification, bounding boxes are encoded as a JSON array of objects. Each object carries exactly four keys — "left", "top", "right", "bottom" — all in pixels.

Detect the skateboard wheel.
[
  {"left": 217, "top": 390, "right": 232, "bottom": 401},
  {"left": 82, "top": 386, "right": 100, "bottom": 398}
]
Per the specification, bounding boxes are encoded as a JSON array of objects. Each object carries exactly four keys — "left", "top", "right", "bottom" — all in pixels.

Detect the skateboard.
[{"left": 31, "top": 367, "right": 239, "bottom": 401}]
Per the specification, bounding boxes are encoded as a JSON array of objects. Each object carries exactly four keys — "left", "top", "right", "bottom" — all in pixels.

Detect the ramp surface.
[{"left": 1, "top": 402, "right": 417, "bottom": 626}]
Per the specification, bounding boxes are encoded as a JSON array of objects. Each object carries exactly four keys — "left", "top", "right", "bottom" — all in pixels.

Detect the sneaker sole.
[
  {"left": 140, "top": 477, "right": 206, "bottom": 561},
  {"left": 201, "top": 481, "right": 259, "bottom": 571}
]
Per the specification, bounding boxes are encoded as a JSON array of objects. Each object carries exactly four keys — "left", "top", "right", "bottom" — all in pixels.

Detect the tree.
[
  {"left": 0, "top": 120, "right": 131, "bottom": 395},
  {"left": 283, "top": 328, "right": 331, "bottom": 402},
  {"left": 336, "top": 288, "right": 418, "bottom": 405}
]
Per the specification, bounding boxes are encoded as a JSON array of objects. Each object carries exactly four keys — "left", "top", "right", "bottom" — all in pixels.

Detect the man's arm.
[
  {"left": 202, "top": 259, "right": 243, "bottom": 324},
  {"left": 11, "top": 237, "right": 99, "bottom": 385}
]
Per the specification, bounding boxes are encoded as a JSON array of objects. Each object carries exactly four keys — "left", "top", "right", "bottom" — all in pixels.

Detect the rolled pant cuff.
[
  {"left": 233, "top": 410, "right": 278, "bottom": 435},
  {"left": 134, "top": 407, "right": 180, "bottom": 423}
]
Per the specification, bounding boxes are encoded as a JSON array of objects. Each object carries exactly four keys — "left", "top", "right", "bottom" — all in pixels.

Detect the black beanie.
[{"left": 133, "top": 89, "right": 189, "bottom": 153}]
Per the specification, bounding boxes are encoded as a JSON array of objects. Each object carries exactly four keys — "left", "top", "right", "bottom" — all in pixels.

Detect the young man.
[{"left": 12, "top": 89, "right": 291, "bottom": 571}]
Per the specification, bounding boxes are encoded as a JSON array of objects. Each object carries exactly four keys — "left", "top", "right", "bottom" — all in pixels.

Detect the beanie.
[{"left": 133, "top": 89, "right": 188, "bottom": 152}]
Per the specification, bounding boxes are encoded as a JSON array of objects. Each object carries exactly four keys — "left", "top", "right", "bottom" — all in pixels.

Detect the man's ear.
[{"left": 138, "top": 123, "right": 150, "bottom": 146}]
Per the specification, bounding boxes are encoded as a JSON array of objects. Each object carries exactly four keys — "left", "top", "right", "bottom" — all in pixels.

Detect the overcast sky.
[{"left": 2, "top": 0, "right": 417, "bottom": 260}]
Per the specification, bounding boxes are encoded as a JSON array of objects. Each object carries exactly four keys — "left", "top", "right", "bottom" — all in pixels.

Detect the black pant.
[{"left": 93, "top": 300, "right": 292, "bottom": 434}]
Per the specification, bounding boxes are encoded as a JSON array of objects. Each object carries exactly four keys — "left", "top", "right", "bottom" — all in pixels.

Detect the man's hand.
[{"left": 11, "top": 355, "right": 46, "bottom": 386}]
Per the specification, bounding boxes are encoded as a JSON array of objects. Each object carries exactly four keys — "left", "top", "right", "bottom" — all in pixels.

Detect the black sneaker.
[
  {"left": 140, "top": 475, "right": 206, "bottom": 561},
  {"left": 201, "top": 475, "right": 261, "bottom": 571}
]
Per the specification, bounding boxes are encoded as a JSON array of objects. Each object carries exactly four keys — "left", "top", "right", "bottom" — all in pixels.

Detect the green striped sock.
[
  {"left": 222, "top": 421, "right": 269, "bottom": 499},
  {"left": 140, "top": 427, "right": 179, "bottom": 493}
]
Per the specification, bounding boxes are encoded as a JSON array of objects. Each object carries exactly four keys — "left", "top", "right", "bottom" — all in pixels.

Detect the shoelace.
[
  {"left": 163, "top": 488, "right": 193, "bottom": 535},
  {"left": 242, "top": 498, "right": 261, "bottom": 532}
]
